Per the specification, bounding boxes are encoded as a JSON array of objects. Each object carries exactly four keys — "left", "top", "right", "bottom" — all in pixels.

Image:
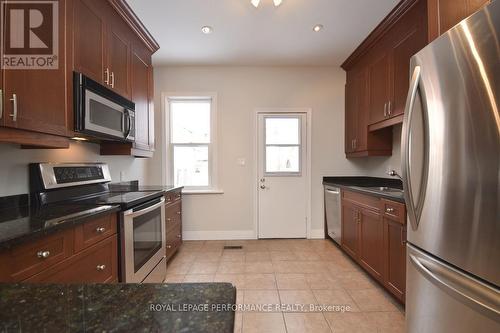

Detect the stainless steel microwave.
[{"left": 74, "top": 72, "right": 135, "bottom": 142}]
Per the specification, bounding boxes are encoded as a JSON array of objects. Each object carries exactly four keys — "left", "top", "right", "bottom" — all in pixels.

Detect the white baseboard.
[
  {"left": 183, "top": 230, "right": 257, "bottom": 241},
  {"left": 309, "top": 229, "right": 326, "bottom": 239}
]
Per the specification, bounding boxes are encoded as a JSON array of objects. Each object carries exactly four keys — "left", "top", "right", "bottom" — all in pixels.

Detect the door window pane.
[
  {"left": 171, "top": 101, "right": 211, "bottom": 143},
  {"left": 266, "top": 146, "right": 300, "bottom": 173},
  {"left": 266, "top": 117, "right": 300, "bottom": 145},
  {"left": 173, "top": 146, "right": 209, "bottom": 186}
]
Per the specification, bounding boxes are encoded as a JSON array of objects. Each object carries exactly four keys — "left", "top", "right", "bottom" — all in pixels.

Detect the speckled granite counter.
[
  {"left": 0, "top": 194, "right": 120, "bottom": 250},
  {"left": 0, "top": 282, "right": 236, "bottom": 333},
  {"left": 323, "top": 176, "right": 405, "bottom": 203}
]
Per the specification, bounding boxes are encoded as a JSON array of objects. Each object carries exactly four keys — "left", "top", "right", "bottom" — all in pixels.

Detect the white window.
[
  {"left": 167, "top": 96, "right": 218, "bottom": 191},
  {"left": 264, "top": 116, "right": 302, "bottom": 175}
]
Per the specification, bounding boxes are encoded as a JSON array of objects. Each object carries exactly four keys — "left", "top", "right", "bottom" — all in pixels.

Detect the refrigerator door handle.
[
  {"left": 409, "top": 250, "right": 500, "bottom": 321},
  {"left": 401, "top": 65, "right": 428, "bottom": 231}
]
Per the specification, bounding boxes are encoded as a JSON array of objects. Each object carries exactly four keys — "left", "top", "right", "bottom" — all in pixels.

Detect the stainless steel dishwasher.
[{"left": 324, "top": 186, "right": 341, "bottom": 245}]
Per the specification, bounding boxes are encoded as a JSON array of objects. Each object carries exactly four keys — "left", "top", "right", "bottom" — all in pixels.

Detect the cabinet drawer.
[
  {"left": 166, "top": 222, "right": 182, "bottom": 260},
  {"left": 165, "top": 190, "right": 182, "bottom": 205},
  {"left": 25, "top": 235, "right": 118, "bottom": 283},
  {"left": 165, "top": 200, "right": 182, "bottom": 228},
  {"left": 74, "top": 213, "right": 117, "bottom": 251},
  {"left": 381, "top": 199, "right": 406, "bottom": 224},
  {"left": 342, "top": 190, "right": 380, "bottom": 211},
  {"left": 0, "top": 229, "right": 74, "bottom": 281}
]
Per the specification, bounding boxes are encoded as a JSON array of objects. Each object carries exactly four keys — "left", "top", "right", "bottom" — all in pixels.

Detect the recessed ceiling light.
[
  {"left": 313, "top": 24, "right": 324, "bottom": 32},
  {"left": 201, "top": 26, "right": 213, "bottom": 34}
]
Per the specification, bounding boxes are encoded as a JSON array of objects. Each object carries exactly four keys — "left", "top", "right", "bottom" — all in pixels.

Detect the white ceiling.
[{"left": 126, "top": 0, "right": 399, "bottom": 66}]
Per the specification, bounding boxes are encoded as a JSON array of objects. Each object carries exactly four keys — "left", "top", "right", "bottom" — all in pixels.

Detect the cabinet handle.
[
  {"left": 353, "top": 139, "right": 357, "bottom": 149},
  {"left": 0, "top": 89, "right": 3, "bottom": 119},
  {"left": 96, "top": 227, "right": 106, "bottom": 233},
  {"left": 37, "top": 250, "right": 50, "bottom": 259},
  {"left": 388, "top": 101, "right": 392, "bottom": 116},
  {"left": 177, "top": 234, "right": 181, "bottom": 238},
  {"left": 104, "top": 68, "right": 110, "bottom": 85},
  {"left": 96, "top": 264, "right": 106, "bottom": 271},
  {"left": 386, "top": 207, "right": 395, "bottom": 213},
  {"left": 176, "top": 211, "right": 181, "bottom": 215},
  {"left": 384, "top": 102, "right": 387, "bottom": 117},
  {"left": 166, "top": 245, "right": 172, "bottom": 249},
  {"left": 401, "top": 228, "right": 407, "bottom": 246},
  {"left": 166, "top": 218, "right": 171, "bottom": 222},
  {"left": 9, "top": 94, "right": 17, "bottom": 121},
  {"left": 110, "top": 72, "right": 115, "bottom": 88}
]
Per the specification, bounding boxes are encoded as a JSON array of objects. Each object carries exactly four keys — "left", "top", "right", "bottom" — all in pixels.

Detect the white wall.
[
  {"left": 0, "top": 142, "right": 150, "bottom": 196},
  {"left": 150, "top": 66, "right": 401, "bottom": 239}
]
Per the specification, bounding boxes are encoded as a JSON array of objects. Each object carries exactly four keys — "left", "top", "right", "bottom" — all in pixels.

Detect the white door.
[{"left": 257, "top": 113, "right": 308, "bottom": 239}]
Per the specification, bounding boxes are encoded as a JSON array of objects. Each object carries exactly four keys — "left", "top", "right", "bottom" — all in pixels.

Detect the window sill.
[{"left": 182, "top": 189, "right": 224, "bottom": 195}]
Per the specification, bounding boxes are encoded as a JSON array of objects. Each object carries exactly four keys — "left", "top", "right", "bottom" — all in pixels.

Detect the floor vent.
[{"left": 223, "top": 245, "right": 243, "bottom": 250}]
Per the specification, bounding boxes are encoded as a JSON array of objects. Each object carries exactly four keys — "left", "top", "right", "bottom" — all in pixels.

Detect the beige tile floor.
[{"left": 165, "top": 239, "right": 406, "bottom": 333}]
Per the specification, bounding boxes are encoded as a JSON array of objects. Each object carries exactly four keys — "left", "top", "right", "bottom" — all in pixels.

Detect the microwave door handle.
[{"left": 124, "top": 110, "right": 131, "bottom": 139}]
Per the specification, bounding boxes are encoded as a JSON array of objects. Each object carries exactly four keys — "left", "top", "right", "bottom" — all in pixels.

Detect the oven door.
[{"left": 122, "top": 197, "right": 166, "bottom": 283}]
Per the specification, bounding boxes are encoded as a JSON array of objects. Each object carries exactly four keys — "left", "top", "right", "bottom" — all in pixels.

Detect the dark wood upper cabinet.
[
  {"left": 131, "top": 45, "right": 153, "bottom": 153},
  {"left": 107, "top": 20, "right": 132, "bottom": 99},
  {"left": 428, "top": 0, "right": 491, "bottom": 41},
  {"left": 0, "top": 0, "right": 157, "bottom": 149},
  {"left": 342, "top": 0, "right": 489, "bottom": 156},
  {"left": 73, "top": 0, "right": 106, "bottom": 84},
  {"left": 1, "top": 0, "right": 69, "bottom": 138},
  {"left": 368, "top": 51, "right": 391, "bottom": 125}
]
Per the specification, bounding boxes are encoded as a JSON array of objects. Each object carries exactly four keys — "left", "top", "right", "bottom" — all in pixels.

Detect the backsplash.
[{"left": 0, "top": 142, "right": 150, "bottom": 197}]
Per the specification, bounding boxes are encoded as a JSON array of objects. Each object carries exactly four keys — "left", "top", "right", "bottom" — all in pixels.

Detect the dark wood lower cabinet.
[
  {"left": 341, "top": 201, "right": 360, "bottom": 259},
  {"left": 0, "top": 213, "right": 118, "bottom": 283},
  {"left": 384, "top": 218, "right": 407, "bottom": 302},
  {"left": 165, "top": 190, "right": 183, "bottom": 261},
  {"left": 341, "top": 189, "right": 407, "bottom": 303},
  {"left": 358, "top": 208, "right": 385, "bottom": 282}
]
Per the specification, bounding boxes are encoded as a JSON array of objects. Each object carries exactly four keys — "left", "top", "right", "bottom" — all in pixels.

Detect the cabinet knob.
[
  {"left": 166, "top": 218, "right": 172, "bottom": 222},
  {"left": 96, "top": 264, "right": 106, "bottom": 271},
  {"left": 166, "top": 245, "right": 172, "bottom": 249},
  {"left": 37, "top": 250, "right": 50, "bottom": 259},
  {"left": 96, "top": 227, "right": 106, "bottom": 233},
  {"left": 177, "top": 234, "right": 181, "bottom": 238},
  {"left": 386, "top": 207, "right": 395, "bottom": 213},
  {"left": 176, "top": 211, "right": 181, "bottom": 215}
]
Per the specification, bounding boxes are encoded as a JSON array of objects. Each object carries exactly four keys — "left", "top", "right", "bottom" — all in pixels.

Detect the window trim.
[{"left": 163, "top": 93, "right": 220, "bottom": 193}]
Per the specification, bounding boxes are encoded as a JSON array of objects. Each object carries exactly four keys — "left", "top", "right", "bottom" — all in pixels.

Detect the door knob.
[{"left": 260, "top": 185, "right": 266, "bottom": 189}]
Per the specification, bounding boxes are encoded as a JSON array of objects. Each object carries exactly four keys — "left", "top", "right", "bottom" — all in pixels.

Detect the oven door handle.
[{"left": 123, "top": 197, "right": 165, "bottom": 218}]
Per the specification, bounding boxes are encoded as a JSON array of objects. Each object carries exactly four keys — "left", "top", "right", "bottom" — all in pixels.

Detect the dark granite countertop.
[
  {"left": 109, "top": 181, "right": 183, "bottom": 193},
  {"left": 323, "top": 176, "right": 405, "bottom": 203},
  {"left": 0, "top": 194, "right": 120, "bottom": 250},
  {"left": 0, "top": 282, "right": 236, "bottom": 333}
]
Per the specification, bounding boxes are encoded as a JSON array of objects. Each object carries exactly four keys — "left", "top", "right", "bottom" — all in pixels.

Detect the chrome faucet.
[{"left": 387, "top": 169, "right": 403, "bottom": 181}]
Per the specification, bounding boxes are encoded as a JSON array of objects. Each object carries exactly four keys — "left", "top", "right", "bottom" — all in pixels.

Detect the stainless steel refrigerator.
[{"left": 402, "top": 1, "right": 500, "bottom": 332}]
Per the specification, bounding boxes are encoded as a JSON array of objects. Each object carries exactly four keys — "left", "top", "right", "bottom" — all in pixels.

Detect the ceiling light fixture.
[
  {"left": 313, "top": 24, "right": 324, "bottom": 32},
  {"left": 201, "top": 26, "right": 213, "bottom": 34},
  {"left": 251, "top": 0, "right": 282, "bottom": 7}
]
